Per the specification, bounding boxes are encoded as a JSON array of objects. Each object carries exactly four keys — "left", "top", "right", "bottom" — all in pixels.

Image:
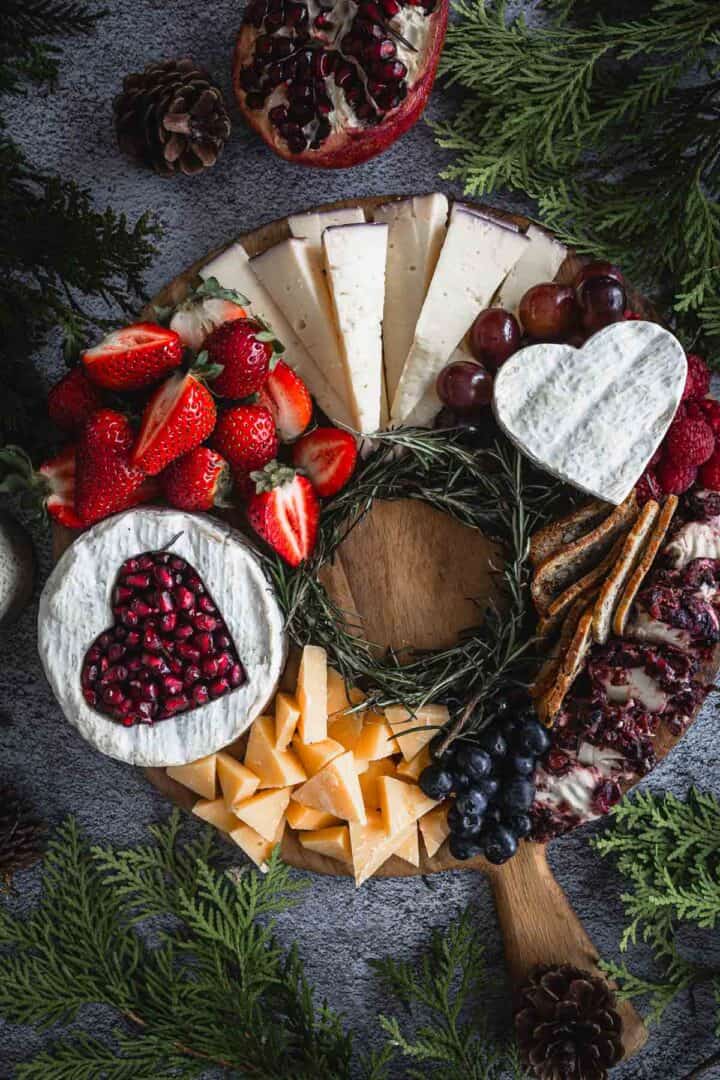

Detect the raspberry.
[
  {"left": 648, "top": 445, "right": 664, "bottom": 469},
  {"left": 656, "top": 458, "right": 698, "bottom": 495},
  {"left": 623, "top": 310, "right": 643, "bottom": 321},
  {"left": 681, "top": 353, "right": 710, "bottom": 401},
  {"left": 664, "top": 417, "right": 715, "bottom": 467},
  {"left": 699, "top": 449, "right": 720, "bottom": 491},
  {"left": 635, "top": 468, "right": 663, "bottom": 505},
  {"left": 687, "top": 398, "right": 720, "bottom": 438}
]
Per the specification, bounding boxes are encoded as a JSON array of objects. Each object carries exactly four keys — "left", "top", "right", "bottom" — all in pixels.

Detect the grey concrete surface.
[{"left": 2, "top": 2, "right": 720, "bottom": 1076}]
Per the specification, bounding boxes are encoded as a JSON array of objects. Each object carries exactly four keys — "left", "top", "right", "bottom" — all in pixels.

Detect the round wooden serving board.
[{"left": 52, "top": 195, "right": 666, "bottom": 1058}]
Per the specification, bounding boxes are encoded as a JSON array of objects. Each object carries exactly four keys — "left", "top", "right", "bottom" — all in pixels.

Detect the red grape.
[
  {"left": 579, "top": 276, "right": 627, "bottom": 334},
  {"left": 436, "top": 361, "right": 493, "bottom": 415},
  {"left": 518, "top": 283, "right": 578, "bottom": 341},
  {"left": 469, "top": 308, "right": 521, "bottom": 371},
  {"left": 573, "top": 260, "right": 625, "bottom": 292}
]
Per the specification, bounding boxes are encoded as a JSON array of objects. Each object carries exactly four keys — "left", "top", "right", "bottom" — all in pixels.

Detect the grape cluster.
[{"left": 418, "top": 713, "right": 550, "bottom": 865}]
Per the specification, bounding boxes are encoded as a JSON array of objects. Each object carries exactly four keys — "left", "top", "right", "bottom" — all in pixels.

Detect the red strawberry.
[
  {"left": 247, "top": 462, "right": 319, "bottom": 566},
  {"left": 635, "top": 468, "right": 663, "bottom": 506},
  {"left": 656, "top": 458, "right": 698, "bottom": 496},
  {"left": 699, "top": 449, "right": 720, "bottom": 491},
  {"left": 131, "top": 372, "right": 217, "bottom": 475},
  {"left": 47, "top": 368, "right": 103, "bottom": 433},
  {"left": 170, "top": 298, "right": 247, "bottom": 350},
  {"left": 0, "top": 445, "right": 84, "bottom": 528},
  {"left": 161, "top": 447, "right": 233, "bottom": 512},
  {"left": 82, "top": 323, "right": 183, "bottom": 391},
  {"left": 664, "top": 416, "right": 715, "bottom": 467},
  {"left": 211, "top": 404, "right": 278, "bottom": 481},
  {"left": 205, "top": 319, "right": 272, "bottom": 398},
  {"left": 75, "top": 410, "right": 149, "bottom": 524},
  {"left": 258, "top": 360, "right": 313, "bottom": 442},
  {"left": 292, "top": 427, "right": 358, "bottom": 497},
  {"left": 681, "top": 352, "right": 710, "bottom": 402},
  {"left": 687, "top": 398, "right": 720, "bottom": 438}
]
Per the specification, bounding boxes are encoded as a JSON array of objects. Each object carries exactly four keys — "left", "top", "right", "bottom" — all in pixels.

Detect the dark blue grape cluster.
[{"left": 418, "top": 713, "right": 550, "bottom": 865}]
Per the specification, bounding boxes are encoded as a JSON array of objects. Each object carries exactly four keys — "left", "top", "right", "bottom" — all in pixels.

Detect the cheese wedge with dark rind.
[
  {"left": 591, "top": 499, "right": 660, "bottom": 645},
  {"left": 612, "top": 496, "right": 679, "bottom": 637}
]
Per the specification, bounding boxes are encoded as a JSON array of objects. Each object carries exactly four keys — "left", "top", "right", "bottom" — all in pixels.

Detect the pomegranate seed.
[
  {"left": 143, "top": 682, "right": 160, "bottom": 701},
  {"left": 142, "top": 652, "right": 167, "bottom": 670},
  {"left": 168, "top": 657, "right": 184, "bottom": 676},
  {"left": 126, "top": 657, "right": 143, "bottom": 673},
  {"left": 381, "top": 0, "right": 400, "bottom": 14},
  {"left": 366, "top": 38, "right": 396, "bottom": 61},
  {"left": 209, "top": 678, "right": 230, "bottom": 699},
  {"left": 177, "top": 643, "right": 201, "bottom": 663},
  {"left": 119, "top": 607, "right": 139, "bottom": 628},
  {"left": 101, "top": 664, "right": 128, "bottom": 685},
  {"left": 184, "top": 665, "right": 202, "bottom": 687},
  {"left": 113, "top": 698, "right": 133, "bottom": 716},
  {"left": 342, "top": 35, "right": 363, "bottom": 57},
  {"left": 215, "top": 652, "right": 232, "bottom": 676},
  {"left": 98, "top": 632, "right": 112, "bottom": 649},
  {"left": 156, "top": 590, "right": 174, "bottom": 614},
  {"left": 164, "top": 695, "right": 190, "bottom": 715},
  {"left": 286, "top": 2, "right": 307, "bottom": 25},
  {"left": 130, "top": 598, "right": 153, "bottom": 618},
  {"left": 114, "top": 585, "right": 133, "bottom": 605},
  {"left": 86, "top": 646, "right": 102, "bottom": 663},
  {"left": 81, "top": 664, "right": 98, "bottom": 688},
  {"left": 159, "top": 612, "right": 177, "bottom": 633},
  {"left": 192, "top": 684, "right": 210, "bottom": 706},
  {"left": 175, "top": 623, "right": 194, "bottom": 641},
  {"left": 163, "top": 676, "right": 184, "bottom": 696},
  {"left": 153, "top": 565, "right": 174, "bottom": 589},
  {"left": 359, "top": 0, "right": 384, "bottom": 20},
  {"left": 99, "top": 656, "right": 109, "bottom": 673},
  {"left": 121, "top": 558, "right": 140, "bottom": 573},
  {"left": 270, "top": 104, "right": 289, "bottom": 126},
  {"left": 202, "top": 657, "right": 220, "bottom": 678},
  {"left": 374, "top": 59, "right": 406, "bottom": 80},
  {"left": 315, "top": 12, "right": 333, "bottom": 27},
  {"left": 124, "top": 573, "right": 151, "bottom": 589},
  {"left": 128, "top": 680, "right": 144, "bottom": 699},
  {"left": 143, "top": 629, "right": 163, "bottom": 651},
  {"left": 83, "top": 689, "right": 97, "bottom": 706},
  {"left": 137, "top": 701, "right": 158, "bottom": 722},
  {"left": 215, "top": 633, "right": 231, "bottom": 650},
  {"left": 138, "top": 555, "right": 154, "bottom": 570},
  {"left": 198, "top": 596, "right": 216, "bottom": 614},
  {"left": 169, "top": 557, "right": 185, "bottom": 571},
  {"left": 108, "top": 644, "right": 126, "bottom": 662},
  {"left": 185, "top": 574, "right": 204, "bottom": 593},
  {"left": 102, "top": 686, "right": 125, "bottom": 706},
  {"left": 230, "top": 664, "right": 245, "bottom": 688},
  {"left": 194, "top": 631, "right": 214, "bottom": 655},
  {"left": 194, "top": 613, "right": 218, "bottom": 632},
  {"left": 174, "top": 586, "right": 194, "bottom": 611}
]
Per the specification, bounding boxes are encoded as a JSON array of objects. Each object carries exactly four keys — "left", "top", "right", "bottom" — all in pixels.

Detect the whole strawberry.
[
  {"left": 247, "top": 462, "right": 319, "bottom": 567},
  {"left": 131, "top": 372, "right": 217, "bottom": 475},
  {"left": 48, "top": 368, "right": 103, "bottom": 434},
  {"left": 656, "top": 458, "right": 698, "bottom": 496},
  {"left": 82, "top": 323, "right": 183, "bottom": 391},
  {"left": 664, "top": 416, "right": 715, "bottom": 467},
  {"left": 259, "top": 360, "right": 313, "bottom": 442},
  {"left": 76, "top": 410, "right": 150, "bottom": 524},
  {"left": 161, "top": 447, "right": 233, "bottom": 511},
  {"left": 211, "top": 404, "right": 278, "bottom": 482},
  {"left": 681, "top": 353, "right": 710, "bottom": 402},
  {"left": 205, "top": 319, "right": 272, "bottom": 398}
]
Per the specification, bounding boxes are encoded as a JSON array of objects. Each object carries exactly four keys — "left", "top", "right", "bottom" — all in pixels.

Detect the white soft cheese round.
[{"left": 38, "top": 508, "right": 286, "bottom": 767}]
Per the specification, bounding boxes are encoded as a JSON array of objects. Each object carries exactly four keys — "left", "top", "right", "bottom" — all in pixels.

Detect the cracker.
[
  {"left": 537, "top": 534, "right": 625, "bottom": 640},
  {"left": 612, "top": 495, "right": 679, "bottom": 638},
  {"left": 591, "top": 499, "right": 660, "bottom": 645},
  {"left": 537, "top": 602, "right": 595, "bottom": 725},
  {"left": 529, "top": 499, "right": 610, "bottom": 568}
]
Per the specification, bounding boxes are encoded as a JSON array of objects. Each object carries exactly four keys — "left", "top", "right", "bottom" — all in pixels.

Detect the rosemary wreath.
[{"left": 261, "top": 426, "right": 569, "bottom": 747}]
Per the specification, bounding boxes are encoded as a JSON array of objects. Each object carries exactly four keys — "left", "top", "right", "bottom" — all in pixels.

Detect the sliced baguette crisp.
[
  {"left": 537, "top": 602, "right": 595, "bottom": 725},
  {"left": 537, "top": 534, "right": 626, "bottom": 640},
  {"left": 532, "top": 590, "right": 598, "bottom": 711},
  {"left": 592, "top": 499, "right": 660, "bottom": 645},
  {"left": 531, "top": 492, "right": 638, "bottom": 614},
  {"left": 613, "top": 496, "right": 679, "bottom": 637},
  {"left": 529, "top": 500, "right": 611, "bottom": 568}
]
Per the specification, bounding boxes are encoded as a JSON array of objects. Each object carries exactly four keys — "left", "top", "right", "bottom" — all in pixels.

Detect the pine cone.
[
  {"left": 114, "top": 59, "right": 231, "bottom": 177},
  {"left": 0, "top": 784, "right": 46, "bottom": 882},
  {"left": 515, "top": 965, "right": 623, "bottom": 1080}
]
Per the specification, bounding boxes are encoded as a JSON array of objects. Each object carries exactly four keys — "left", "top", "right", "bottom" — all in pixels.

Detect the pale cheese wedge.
[
  {"left": 199, "top": 243, "right": 349, "bottom": 426},
  {"left": 374, "top": 194, "right": 448, "bottom": 403},
  {"left": 323, "top": 223, "right": 389, "bottom": 433},
  {"left": 215, "top": 751, "right": 260, "bottom": 808},
  {"left": 349, "top": 813, "right": 416, "bottom": 886},
  {"left": 228, "top": 816, "right": 285, "bottom": 872},
  {"left": 275, "top": 691, "right": 301, "bottom": 750},
  {"left": 167, "top": 754, "right": 217, "bottom": 800},
  {"left": 299, "top": 824, "right": 351, "bottom": 864},
  {"left": 359, "top": 758, "right": 396, "bottom": 811},
  {"left": 233, "top": 786, "right": 292, "bottom": 842},
  {"left": 244, "top": 715, "right": 307, "bottom": 788},
  {"left": 385, "top": 704, "right": 449, "bottom": 762},
  {"left": 494, "top": 224, "right": 567, "bottom": 315},
  {"left": 393, "top": 825, "right": 420, "bottom": 867},
  {"left": 377, "top": 775, "right": 438, "bottom": 835},
  {"left": 250, "top": 239, "right": 353, "bottom": 427},
  {"left": 296, "top": 644, "right": 328, "bottom": 744},
  {"left": 354, "top": 716, "right": 398, "bottom": 761},
  {"left": 192, "top": 797, "right": 239, "bottom": 834},
  {"left": 292, "top": 735, "right": 345, "bottom": 776},
  {"left": 288, "top": 206, "right": 366, "bottom": 246},
  {"left": 395, "top": 744, "right": 432, "bottom": 781},
  {"left": 418, "top": 803, "right": 450, "bottom": 858},
  {"left": 391, "top": 208, "right": 529, "bottom": 427},
  {"left": 292, "top": 750, "right": 367, "bottom": 824},
  {"left": 286, "top": 803, "right": 341, "bottom": 830}
]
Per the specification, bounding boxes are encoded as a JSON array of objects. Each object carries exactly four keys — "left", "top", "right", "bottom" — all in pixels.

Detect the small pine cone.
[
  {"left": 114, "top": 59, "right": 231, "bottom": 177},
  {"left": 515, "top": 964, "right": 623, "bottom": 1080},
  {"left": 0, "top": 784, "right": 46, "bottom": 882}
]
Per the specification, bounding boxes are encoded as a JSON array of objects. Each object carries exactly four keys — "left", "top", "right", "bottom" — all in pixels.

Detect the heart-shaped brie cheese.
[{"left": 492, "top": 321, "right": 687, "bottom": 504}]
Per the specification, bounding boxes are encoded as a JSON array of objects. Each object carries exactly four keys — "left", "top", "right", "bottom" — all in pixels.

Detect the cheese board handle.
[{"left": 485, "top": 840, "right": 648, "bottom": 1061}]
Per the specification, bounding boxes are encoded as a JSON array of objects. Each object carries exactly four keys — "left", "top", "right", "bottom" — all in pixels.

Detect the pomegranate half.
[{"left": 233, "top": 0, "right": 449, "bottom": 168}]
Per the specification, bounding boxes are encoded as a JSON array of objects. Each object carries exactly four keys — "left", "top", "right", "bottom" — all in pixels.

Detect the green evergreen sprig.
[{"left": 434, "top": 0, "right": 720, "bottom": 366}]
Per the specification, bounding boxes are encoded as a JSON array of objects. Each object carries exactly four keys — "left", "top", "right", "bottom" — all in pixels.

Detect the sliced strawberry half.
[
  {"left": 292, "top": 427, "right": 358, "bottom": 498},
  {"left": 247, "top": 462, "right": 319, "bottom": 567},
  {"left": 131, "top": 372, "right": 217, "bottom": 475},
  {"left": 258, "top": 360, "right": 313, "bottom": 442},
  {"left": 0, "top": 445, "right": 84, "bottom": 528},
  {"left": 82, "top": 323, "right": 183, "bottom": 391},
  {"left": 170, "top": 298, "right": 247, "bottom": 351}
]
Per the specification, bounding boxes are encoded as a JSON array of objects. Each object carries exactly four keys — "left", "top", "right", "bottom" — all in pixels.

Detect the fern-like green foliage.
[
  {"left": 434, "top": 0, "right": 720, "bottom": 365},
  {"left": 0, "top": 2, "right": 159, "bottom": 453},
  {"left": 593, "top": 788, "right": 720, "bottom": 1024}
]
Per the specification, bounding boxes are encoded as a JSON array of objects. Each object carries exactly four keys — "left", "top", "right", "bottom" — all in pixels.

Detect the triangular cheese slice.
[
  {"left": 288, "top": 206, "right": 366, "bottom": 246},
  {"left": 233, "top": 786, "right": 292, "bottom": 842},
  {"left": 296, "top": 645, "right": 328, "bottom": 744},
  {"left": 167, "top": 754, "right": 217, "bottom": 800},
  {"left": 393, "top": 826, "right": 420, "bottom": 867},
  {"left": 385, "top": 704, "right": 449, "bottom": 762},
  {"left": 395, "top": 744, "right": 431, "bottom": 781},
  {"left": 298, "top": 825, "right": 351, "bottom": 864},
  {"left": 354, "top": 716, "right": 398, "bottom": 761},
  {"left": 286, "top": 803, "right": 340, "bottom": 830},
  {"left": 244, "top": 715, "right": 307, "bottom": 788},
  {"left": 216, "top": 751, "right": 260, "bottom": 808},
  {"left": 418, "top": 804, "right": 450, "bottom": 859},
  {"left": 377, "top": 775, "right": 438, "bottom": 835},
  {"left": 327, "top": 669, "right": 365, "bottom": 717},
  {"left": 359, "top": 758, "right": 397, "bottom": 812},
  {"left": 349, "top": 812, "right": 416, "bottom": 886},
  {"left": 292, "top": 750, "right": 367, "bottom": 824},
  {"left": 494, "top": 224, "right": 567, "bottom": 315},
  {"left": 275, "top": 691, "right": 301, "bottom": 750},
  {"left": 292, "top": 736, "right": 345, "bottom": 777},
  {"left": 192, "top": 797, "right": 239, "bottom": 834},
  {"left": 228, "top": 822, "right": 274, "bottom": 871},
  {"left": 328, "top": 711, "right": 364, "bottom": 752}
]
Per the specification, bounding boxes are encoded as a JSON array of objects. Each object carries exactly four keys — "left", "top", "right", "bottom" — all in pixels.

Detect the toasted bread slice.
[
  {"left": 537, "top": 602, "right": 595, "bottom": 725},
  {"left": 612, "top": 496, "right": 679, "bottom": 638},
  {"left": 537, "top": 534, "right": 626, "bottom": 640},
  {"left": 532, "top": 590, "right": 599, "bottom": 707},
  {"left": 530, "top": 500, "right": 610, "bottom": 568},
  {"left": 531, "top": 492, "right": 638, "bottom": 614},
  {"left": 591, "top": 500, "right": 660, "bottom": 645}
]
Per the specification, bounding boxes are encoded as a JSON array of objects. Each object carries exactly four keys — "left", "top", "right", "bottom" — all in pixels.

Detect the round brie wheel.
[{"left": 38, "top": 508, "right": 286, "bottom": 767}]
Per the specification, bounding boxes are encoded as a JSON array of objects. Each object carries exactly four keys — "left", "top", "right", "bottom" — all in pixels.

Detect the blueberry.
[
  {"left": 456, "top": 788, "right": 488, "bottom": 819},
  {"left": 516, "top": 719, "right": 550, "bottom": 757},
  {"left": 502, "top": 777, "right": 536, "bottom": 812},
  {"left": 448, "top": 803, "right": 480, "bottom": 836},
  {"left": 503, "top": 812, "right": 533, "bottom": 838},
  {"left": 449, "top": 832, "right": 482, "bottom": 861},
  {"left": 476, "top": 776, "right": 499, "bottom": 801},
  {"left": 511, "top": 754, "right": 535, "bottom": 777},
  {"left": 419, "top": 763, "right": 454, "bottom": 800},
  {"left": 456, "top": 744, "right": 492, "bottom": 780},
  {"left": 482, "top": 825, "right": 518, "bottom": 865},
  {"left": 476, "top": 726, "right": 508, "bottom": 759}
]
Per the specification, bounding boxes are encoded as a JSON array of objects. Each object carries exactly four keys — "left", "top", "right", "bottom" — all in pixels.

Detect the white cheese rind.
[
  {"left": 38, "top": 509, "right": 286, "bottom": 768},
  {"left": 390, "top": 208, "right": 529, "bottom": 427},
  {"left": 323, "top": 222, "right": 388, "bottom": 433},
  {"left": 288, "top": 206, "right": 366, "bottom": 246},
  {"left": 492, "top": 320, "right": 687, "bottom": 505},
  {"left": 495, "top": 224, "right": 567, "bottom": 315},
  {"left": 373, "top": 194, "right": 449, "bottom": 404},
  {"left": 199, "top": 244, "right": 349, "bottom": 426}
]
